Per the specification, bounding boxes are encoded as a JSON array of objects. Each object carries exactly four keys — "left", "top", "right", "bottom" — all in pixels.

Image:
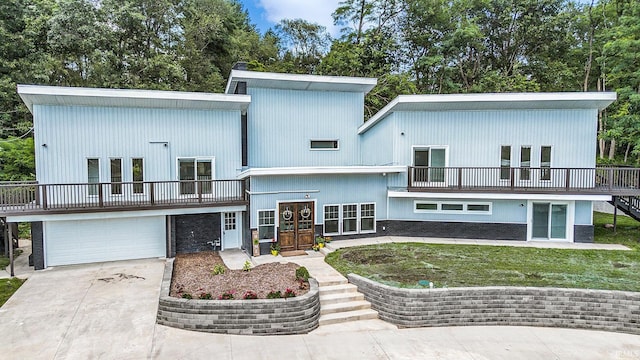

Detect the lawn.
[
  {"left": 325, "top": 212, "right": 640, "bottom": 291},
  {"left": 0, "top": 278, "right": 25, "bottom": 307}
]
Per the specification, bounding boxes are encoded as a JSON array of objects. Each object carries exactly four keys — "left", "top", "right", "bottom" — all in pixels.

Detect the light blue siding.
[
  {"left": 360, "top": 113, "right": 395, "bottom": 166},
  {"left": 249, "top": 174, "right": 388, "bottom": 228},
  {"left": 388, "top": 198, "right": 527, "bottom": 223},
  {"left": 34, "top": 105, "right": 242, "bottom": 183},
  {"left": 575, "top": 201, "right": 593, "bottom": 225},
  {"left": 246, "top": 88, "right": 365, "bottom": 167}
]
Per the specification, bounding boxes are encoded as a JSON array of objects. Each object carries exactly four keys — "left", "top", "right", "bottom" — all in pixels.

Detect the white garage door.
[{"left": 45, "top": 216, "right": 166, "bottom": 267}]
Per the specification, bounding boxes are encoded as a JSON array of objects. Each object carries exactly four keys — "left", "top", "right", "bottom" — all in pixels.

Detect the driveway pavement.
[{"left": 2, "top": 258, "right": 640, "bottom": 359}]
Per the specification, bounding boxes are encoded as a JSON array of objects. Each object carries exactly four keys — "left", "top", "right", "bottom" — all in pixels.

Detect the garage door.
[{"left": 45, "top": 216, "right": 165, "bottom": 267}]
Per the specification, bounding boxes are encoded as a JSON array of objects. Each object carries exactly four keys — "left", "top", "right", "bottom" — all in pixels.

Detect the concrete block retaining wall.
[
  {"left": 348, "top": 273, "right": 640, "bottom": 335},
  {"left": 157, "top": 259, "right": 320, "bottom": 335}
]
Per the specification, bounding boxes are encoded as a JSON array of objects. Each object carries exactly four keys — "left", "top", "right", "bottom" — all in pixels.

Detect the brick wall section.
[
  {"left": 348, "top": 274, "right": 640, "bottom": 335},
  {"left": 157, "top": 259, "right": 320, "bottom": 335}
]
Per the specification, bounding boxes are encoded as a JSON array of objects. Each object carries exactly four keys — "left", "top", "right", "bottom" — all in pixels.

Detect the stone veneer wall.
[
  {"left": 348, "top": 274, "right": 640, "bottom": 335},
  {"left": 157, "top": 259, "right": 320, "bottom": 335}
]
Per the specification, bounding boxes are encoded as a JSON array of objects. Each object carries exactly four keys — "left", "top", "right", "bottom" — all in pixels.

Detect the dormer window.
[{"left": 310, "top": 140, "right": 339, "bottom": 150}]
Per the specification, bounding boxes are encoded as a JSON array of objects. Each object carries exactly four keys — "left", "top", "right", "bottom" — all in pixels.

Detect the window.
[
  {"left": 360, "top": 203, "right": 376, "bottom": 233},
  {"left": 500, "top": 146, "right": 511, "bottom": 180},
  {"left": 224, "top": 212, "right": 236, "bottom": 230},
  {"left": 110, "top": 158, "right": 122, "bottom": 195},
  {"left": 179, "top": 158, "right": 213, "bottom": 195},
  {"left": 541, "top": 146, "right": 551, "bottom": 181},
  {"left": 520, "top": 146, "right": 531, "bottom": 180},
  {"left": 413, "top": 146, "right": 447, "bottom": 182},
  {"left": 342, "top": 204, "right": 358, "bottom": 234},
  {"left": 132, "top": 158, "right": 144, "bottom": 194},
  {"left": 87, "top": 158, "right": 99, "bottom": 196},
  {"left": 415, "top": 201, "right": 492, "bottom": 214},
  {"left": 258, "top": 210, "right": 275, "bottom": 239},
  {"left": 310, "top": 140, "right": 338, "bottom": 150},
  {"left": 441, "top": 203, "right": 463, "bottom": 211},
  {"left": 324, "top": 205, "right": 340, "bottom": 235}
]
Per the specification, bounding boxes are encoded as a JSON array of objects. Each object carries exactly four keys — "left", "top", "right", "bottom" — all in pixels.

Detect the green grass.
[
  {"left": 326, "top": 212, "right": 640, "bottom": 291},
  {"left": 0, "top": 278, "right": 25, "bottom": 307}
]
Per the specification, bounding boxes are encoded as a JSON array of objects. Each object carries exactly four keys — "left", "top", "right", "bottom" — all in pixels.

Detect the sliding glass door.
[{"left": 532, "top": 203, "right": 568, "bottom": 240}]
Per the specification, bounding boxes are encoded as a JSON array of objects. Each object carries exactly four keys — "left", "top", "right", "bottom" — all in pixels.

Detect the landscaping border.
[
  {"left": 348, "top": 273, "right": 640, "bottom": 335},
  {"left": 157, "top": 259, "right": 320, "bottom": 335}
]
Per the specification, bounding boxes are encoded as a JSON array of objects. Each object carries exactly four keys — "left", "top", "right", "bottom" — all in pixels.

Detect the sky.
[{"left": 239, "top": 0, "right": 342, "bottom": 37}]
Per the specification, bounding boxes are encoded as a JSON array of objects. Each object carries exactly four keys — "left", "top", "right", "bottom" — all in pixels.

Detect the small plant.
[
  {"left": 218, "top": 290, "right": 235, "bottom": 300},
  {"left": 181, "top": 293, "right": 193, "bottom": 299},
  {"left": 312, "top": 244, "right": 320, "bottom": 251},
  {"left": 295, "top": 266, "right": 310, "bottom": 282},
  {"left": 199, "top": 292, "right": 212, "bottom": 300},
  {"left": 211, "top": 264, "right": 226, "bottom": 275},
  {"left": 243, "top": 290, "right": 258, "bottom": 299},
  {"left": 266, "top": 290, "right": 282, "bottom": 299},
  {"left": 315, "top": 236, "right": 326, "bottom": 248},
  {"left": 253, "top": 238, "right": 259, "bottom": 245},
  {"left": 283, "top": 288, "right": 296, "bottom": 298},
  {"left": 243, "top": 260, "right": 252, "bottom": 272},
  {"left": 270, "top": 243, "right": 280, "bottom": 256}
]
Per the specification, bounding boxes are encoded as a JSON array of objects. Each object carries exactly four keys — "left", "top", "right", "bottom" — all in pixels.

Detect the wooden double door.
[{"left": 278, "top": 201, "right": 315, "bottom": 251}]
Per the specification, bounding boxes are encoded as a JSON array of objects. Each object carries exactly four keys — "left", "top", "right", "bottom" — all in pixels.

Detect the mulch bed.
[{"left": 170, "top": 251, "right": 309, "bottom": 300}]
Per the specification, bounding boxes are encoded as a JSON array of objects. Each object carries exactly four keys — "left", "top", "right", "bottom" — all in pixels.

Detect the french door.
[{"left": 278, "top": 201, "right": 315, "bottom": 251}]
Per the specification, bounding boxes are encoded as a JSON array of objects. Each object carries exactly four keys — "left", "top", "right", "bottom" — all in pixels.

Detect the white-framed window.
[
  {"left": 323, "top": 205, "right": 340, "bottom": 235},
  {"left": 342, "top": 204, "right": 358, "bottom": 234},
  {"left": 520, "top": 146, "right": 531, "bottom": 181},
  {"left": 224, "top": 212, "right": 236, "bottom": 230},
  {"left": 360, "top": 203, "right": 376, "bottom": 233},
  {"left": 178, "top": 157, "right": 214, "bottom": 195},
  {"left": 414, "top": 201, "right": 492, "bottom": 214},
  {"left": 323, "top": 203, "right": 376, "bottom": 235},
  {"left": 540, "top": 146, "right": 552, "bottom": 181},
  {"left": 258, "top": 209, "right": 275, "bottom": 240},
  {"left": 87, "top": 158, "right": 100, "bottom": 196},
  {"left": 500, "top": 145, "right": 511, "bottom": 180},
  {"left": 132, "top": 158, "right": 144, "bottom": 194},
  {"left": 110, "top": 158, "right": 123, "bottom": 195},
  {"left": 310, "top": 139, "right": 339, "bottom": 150}
]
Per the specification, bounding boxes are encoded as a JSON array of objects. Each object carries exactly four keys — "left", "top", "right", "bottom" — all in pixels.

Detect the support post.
[
  {"left": 613, "top": 196, "right": 618, "bottom": 234},
  {"left": 8, "top": 222, "right": 14, "bottom": 277}
]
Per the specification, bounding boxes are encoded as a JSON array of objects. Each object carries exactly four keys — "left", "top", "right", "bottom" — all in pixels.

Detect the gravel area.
[{"left": 170, "top": 252, "right": 309, "bottom": 299}]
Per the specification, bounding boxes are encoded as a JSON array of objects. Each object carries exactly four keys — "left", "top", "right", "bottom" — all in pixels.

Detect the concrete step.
[
  {"left": 316, "top": 278, "right": 348, "bottom": 287},
  {"left": 318, "top": 283, "right": 358, "bottom": 296},
  {"left": 319, "top": 246, "right": 333, "bottom": 256},
  {"left": 318, "top": 309, "right": 379, "bottom": 326},
  {"left": 320, "top": 300, "right": 371, "bottom": 315},
  {"left": 320, "top": 292, "right": 364, "bottom": 305}
]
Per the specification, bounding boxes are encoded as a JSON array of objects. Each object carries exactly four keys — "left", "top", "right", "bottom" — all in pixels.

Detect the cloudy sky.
[{"left": 239, "top": 0, "right": 342, "bottom": 36}]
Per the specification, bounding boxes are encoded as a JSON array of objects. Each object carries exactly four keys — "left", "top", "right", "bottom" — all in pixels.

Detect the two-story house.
[{"left": 2, "top": 66, "right": 634, "bottom": 270}]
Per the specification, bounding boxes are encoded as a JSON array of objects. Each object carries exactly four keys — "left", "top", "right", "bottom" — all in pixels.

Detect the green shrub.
[
  {"left": 211, "top": 264, "right": 226, "bottom": 275},
  {"left": 181, "top": 293, "right": 193, "bottom": 299},
  {"left": 295, "top": 266, "right": 310, "bottom": 282},
  {"left": 266, "top": 290, "right": 282, "bottom": 299},
  {"left": 243, "top": 260, "right": 252, "bottom": 272}
]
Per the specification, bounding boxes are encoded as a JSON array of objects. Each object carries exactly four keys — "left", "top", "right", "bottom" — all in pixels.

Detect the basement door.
[{"left": 278, "top": 201, "right": 315, "bottom": 251}]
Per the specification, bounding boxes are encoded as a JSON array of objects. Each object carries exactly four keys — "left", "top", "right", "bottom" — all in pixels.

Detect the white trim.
[
  {"left": 246, "top": 189, "right": 320, "bottom": 195},
  {"left": 225, "top": 70, "right": 377, "bottom": 94},
  {"left": 323, "top": 204, "right": 341, "bottom": 236},
  {"left": 341, "top": 203, "right": 359, "bottom": 235},
  {"left": 414, "top": 200, "right": 493, "bottom": 215},
  {"left": 411, "top": 145, "right": 449, "bottom": 186},
  {"left": 6, "top": 205, "right": 247, "bottom": 222},
  {"left": 388, "top": 190, "right": 611, "bottom": 202},
  {"left": 237, "top": 166, "right": 405, "bottom": 179},
  {"left": 17, "top": 84, "right": 251, "bottom": 113},
  {"left": 257, "top": 208, "right": 276, "bottom": 241},
  {"left": 359, "top": 202, "right": 377, "bottom": 234},
  {"left": 527, "top": 200, "right": 575, "bottom": 242},
  {"left": 359, "top": 92, "right": 618, "bottom": 134}
]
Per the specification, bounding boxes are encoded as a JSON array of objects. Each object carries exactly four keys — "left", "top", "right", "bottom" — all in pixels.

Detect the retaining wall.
[
  {"left": 348, "top": 273, "right": 640, "bottom": 335},
  {"left": 157, "top": 259, "right": 320, "bottom": 335}
]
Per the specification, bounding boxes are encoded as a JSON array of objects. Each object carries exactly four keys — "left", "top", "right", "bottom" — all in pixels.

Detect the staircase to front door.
[{"left": 318, "top": 278, "right": 378, "bottom": 326}]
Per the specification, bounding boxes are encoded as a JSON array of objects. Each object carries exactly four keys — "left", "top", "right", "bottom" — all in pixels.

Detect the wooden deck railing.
[
  {"left": 408, "top": 166, "right": 640, "bottom": 195},
  {"left": 0, "top": 180, "right": 246, "bottom": 215}
]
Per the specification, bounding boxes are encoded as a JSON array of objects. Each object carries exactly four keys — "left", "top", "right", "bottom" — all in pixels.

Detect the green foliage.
[
  {"left": 295, "top": 266, "right": 310, "bottom": 282},
  {"left": 593, "top": 211, "right": 640, "bottom": 250},
  {"left": 325, "top": 239, "right": 640, "bottom": 291},
  {"left": 198, "top": 292, "right": 212, "bottom": 300},
  {"left": 0, "top": 278, "right": 25, "bottom": 307},
  {"left": 181, "top": 293, "right": 193, "bottom": 299},
  {"left": 0, "top": 137, "right": 35, "bottom": 181},
  {"left": 242, "top": 260, "right": 252, "bottom": 272},
  {"left": 211, "top": 264, "right": 226, "bottom": 275},
  {"left": 283, "top": 288, "right": 296, "bottom": 298},
  {"left": 266, "top": 290, "right": 282, "bottom": 299}
]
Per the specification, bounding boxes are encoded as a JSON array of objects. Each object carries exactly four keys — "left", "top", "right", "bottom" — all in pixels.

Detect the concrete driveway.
[{"left": 2, "top": 258, "right": 640, "bottom": 359}]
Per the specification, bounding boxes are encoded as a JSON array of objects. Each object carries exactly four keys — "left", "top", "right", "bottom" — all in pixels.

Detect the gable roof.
[
  {"left": 18, "top": 85, "right": 251, "bottom": 113},
  {"left": 225, "top": 70, "right": 377, "bottom": 95},
  {"left": 358, "top": 92, "right": 618, "bottom": 134}
]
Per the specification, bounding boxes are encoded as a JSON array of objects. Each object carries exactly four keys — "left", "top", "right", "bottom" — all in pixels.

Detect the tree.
[
  {"left": 275, "top": 19, "right": 331, "bottom": 74},
  {"left": 0, "top": 137, "right": 35, "bottom": 181}
]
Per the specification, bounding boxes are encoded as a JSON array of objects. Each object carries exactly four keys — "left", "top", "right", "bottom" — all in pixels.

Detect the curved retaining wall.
[
  {"left": 157, "top": 259, "right": 320, "bottom": 335},
  {"left": 348, "top": 273, "right": 640, "bottom": 335}
]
